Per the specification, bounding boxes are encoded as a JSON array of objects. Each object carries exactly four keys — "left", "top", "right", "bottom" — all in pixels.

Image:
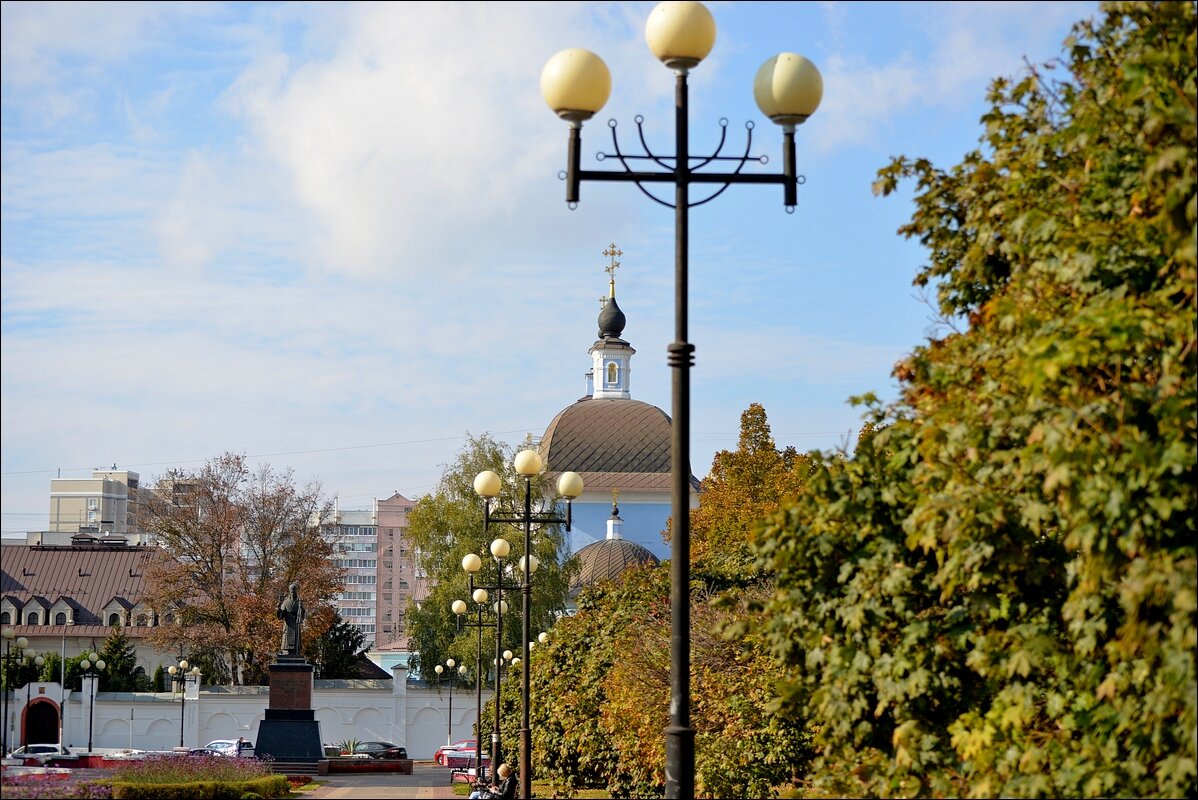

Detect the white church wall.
[{"left": 7, "top": 675, "right": 490, "bottom": 761}]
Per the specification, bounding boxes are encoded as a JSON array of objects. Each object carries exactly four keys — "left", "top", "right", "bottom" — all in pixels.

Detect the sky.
[{"left": 0, "top": 0, "right": 1100, "bottom": 536}]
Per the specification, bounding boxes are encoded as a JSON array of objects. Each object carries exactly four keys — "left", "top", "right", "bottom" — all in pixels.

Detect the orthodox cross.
[{"left": 603, "top": 242, "right": 622, "bottom": 296}]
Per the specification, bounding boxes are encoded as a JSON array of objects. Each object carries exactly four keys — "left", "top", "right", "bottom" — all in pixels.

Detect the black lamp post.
[
  {"left": 1, "top": 628, "right": 29, "bottom": 756},
  {"left": 433, "top": 658, "right": 467, "bottom": 747},
  {"left": 461, "top": 539, "right": 513, "bottom": 778},
  {"left": 473, "top": 454, "right": 582, "bottom": 800},
  {"left": 1, "top": 630, "right": 36, "bottom": 755},
  {"left": 168, "top": 658, "right": 200, "bottom": 749},
  {"left": 542, "top": 2, "right": 822, "bottom": 796},
  {"left": 79, "top": 651, "right": 105, "bottom": 753},
  {"left": 453, "top": 594, "right": 496, "bottom": 782}
]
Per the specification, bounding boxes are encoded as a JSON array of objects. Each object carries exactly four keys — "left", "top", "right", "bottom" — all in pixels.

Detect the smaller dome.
[
  {"left": 570, "top": 538, "right": 659, "bottom": 597},
  {"left": 597, "top": 296, "right": 627, "bottom": 339}
]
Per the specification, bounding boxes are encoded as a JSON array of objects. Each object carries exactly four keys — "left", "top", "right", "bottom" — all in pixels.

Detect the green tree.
[
  {"left": 98, "top": 625, "right": 145, "bottom": 692},
  {"left": 136, "top": 452, "right": 344, "bottom": 685},
  {"left": 307, "top": 611, "right": 367, "bottom": 679},
  {"left": 753, "top": 3, "right": 1196, "bottom": 797},
  {"left": 404, "top": 434, "right": 574, "bottom": 682},
  {"left": 152, "top": 664, "right": 166, "bottom": 693}
]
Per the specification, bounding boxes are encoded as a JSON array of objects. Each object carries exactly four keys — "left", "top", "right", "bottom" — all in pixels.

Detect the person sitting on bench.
[{"left": 469, "top": 762, "right": 516, "bottom": 800}]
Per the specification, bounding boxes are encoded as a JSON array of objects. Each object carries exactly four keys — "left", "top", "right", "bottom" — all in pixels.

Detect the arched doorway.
[{"left": 24, "top": 699, "right": 59, "bottom": 745}]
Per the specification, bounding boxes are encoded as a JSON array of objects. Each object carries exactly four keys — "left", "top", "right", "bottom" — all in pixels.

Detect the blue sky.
[{"left": 0, "top": 1, "right": 1099, "bottom": 535}]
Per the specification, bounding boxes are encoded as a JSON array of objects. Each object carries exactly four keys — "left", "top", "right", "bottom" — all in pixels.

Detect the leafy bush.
[{"left": 753, "top": 2, "right": 1196, "bottom": 798}]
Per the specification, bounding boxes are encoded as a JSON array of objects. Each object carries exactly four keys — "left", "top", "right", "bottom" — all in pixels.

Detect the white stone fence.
[{"left": 4, "top": 665, "right": 491, "bottom": 761}]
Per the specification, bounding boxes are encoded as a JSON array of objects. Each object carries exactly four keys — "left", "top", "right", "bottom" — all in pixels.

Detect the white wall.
[{"left": 5, "top": 667, "right": 492, "bottom": 761}]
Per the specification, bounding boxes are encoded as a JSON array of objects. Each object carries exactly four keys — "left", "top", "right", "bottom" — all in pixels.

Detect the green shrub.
[{"left": 109, "top": 776, "right": 287, "bottom": 800}]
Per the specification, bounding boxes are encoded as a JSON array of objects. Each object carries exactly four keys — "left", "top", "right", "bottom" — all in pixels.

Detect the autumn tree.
[
  {"left": 526, "top": 404, "right": 815, "bottom": 797},
  {"left": 403, "top": 434, "right": 574, "bottom": 682},
  {"left": 684, "top": 402, "right": 814, "bottom": 578},
  {"left": 136, "top": 452, "right": 343, "bottom": 685},
  {"left": 752, "top": 3, "right": 1196, "bottom": 797}
]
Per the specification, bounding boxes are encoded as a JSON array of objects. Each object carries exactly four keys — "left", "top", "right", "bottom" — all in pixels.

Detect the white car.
[
  {"left": 8, "top": 744, "right": 71, "bottom": 761},
  {"left": 203, "top": 739, "right": 255, "bottom": 758}
]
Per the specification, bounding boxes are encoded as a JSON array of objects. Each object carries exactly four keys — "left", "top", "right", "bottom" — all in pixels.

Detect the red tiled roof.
[{"left": 0, "top": 544, "right": 163, "bottom": 628}]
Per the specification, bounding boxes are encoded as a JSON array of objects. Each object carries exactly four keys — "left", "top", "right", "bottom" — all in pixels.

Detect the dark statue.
[{"left": 277, "top": 581, "right": 305, "bottom": 656}]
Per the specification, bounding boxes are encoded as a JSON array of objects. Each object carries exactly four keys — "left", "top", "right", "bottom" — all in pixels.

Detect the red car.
[{"left": 435, "top": 738, "right": 486, "bottom": 767}]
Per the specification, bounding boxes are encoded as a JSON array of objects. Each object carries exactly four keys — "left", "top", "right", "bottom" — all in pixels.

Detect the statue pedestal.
[{"left": 255, "top": 658, "right": 324, "bottom": 763}]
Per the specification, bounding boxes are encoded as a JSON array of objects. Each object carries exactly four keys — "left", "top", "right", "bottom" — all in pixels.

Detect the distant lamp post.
[
  {"left": 80, "top": 652, "right": 106, "bottom": 753},
  {"left": 168, "top": 660, "right": 201, "bottom": 749},
  {"left": 452, "top": 593, "right": 496, "bottom": 781},
  {"left": 461, "top": 540, "right": 514, "bottom": 772},
  {"left": 2, "top": 631, "right": 26, "bottom": 754},
  {"left": 474, "top": 452, "right": 582, "bottom": 799},
  {"left": 1, "top": 629, "right": 29, "bottom": 756},
  {"left": 543, "top": 2, "right": 821, "bottom": 795},
  {"left": 434, "top": 658, "right": 468, "bottom": 747}
]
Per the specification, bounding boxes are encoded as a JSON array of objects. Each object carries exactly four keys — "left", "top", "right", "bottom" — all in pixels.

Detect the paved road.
[{"left": 304, "top": 762, "right": 461, "bottom": 799}]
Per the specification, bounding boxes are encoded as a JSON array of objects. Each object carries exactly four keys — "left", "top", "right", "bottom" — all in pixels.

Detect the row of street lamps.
[
  {"left": 433, "top": 1, "right": 822, "bottom": 792},
  {"left": 437, "top": 450, "right": 580, "bottom": 792},
  {"left": 2, "top": 627, "right": 200, "bottom": 754}
]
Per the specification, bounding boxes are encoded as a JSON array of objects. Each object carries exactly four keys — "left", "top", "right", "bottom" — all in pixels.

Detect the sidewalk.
[{"left": 303, "top": 762, "right": 461, "bottom": 799}]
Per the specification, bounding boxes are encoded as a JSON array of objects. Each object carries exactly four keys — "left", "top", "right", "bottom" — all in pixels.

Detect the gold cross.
[{"left": 603, "top": 243, "right": 622, "bottom": 282}]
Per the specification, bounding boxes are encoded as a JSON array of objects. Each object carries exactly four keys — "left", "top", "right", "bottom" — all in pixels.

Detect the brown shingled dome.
[
  {"left": 570, "top": 537, "right": 660, "bottom": 596},
  {"left": 539, "top": 397, "right": 671, "bottom": 476}
]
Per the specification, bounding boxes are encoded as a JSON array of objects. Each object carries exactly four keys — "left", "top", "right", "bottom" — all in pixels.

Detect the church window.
[{"left": 606, "top": 362, "right": 619, "bottom": 384}]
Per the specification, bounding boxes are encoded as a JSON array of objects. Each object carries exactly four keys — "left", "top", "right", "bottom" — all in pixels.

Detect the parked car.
[
  {"left": 433, "top": 738, "right": 475, "bottom": 766},
  {"left": 202, "top": 739, "right": 255, "bottom": 757},
  {"left": 353, "top": 741, "right": 407, "bottom": 759},
  {"left": 188, "top": 747, "right": 228, "bottom": 757},
  {"left": 8, "top": 744, "right": 70, "bottom": 762}
]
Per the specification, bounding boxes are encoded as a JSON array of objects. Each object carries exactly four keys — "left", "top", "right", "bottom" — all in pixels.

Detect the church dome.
[
  {"left": 539, "top": 398, "right": 674, "bottom": 492},
  {"left": 569, "top": 536, "right": 659, "bottom": 597}
]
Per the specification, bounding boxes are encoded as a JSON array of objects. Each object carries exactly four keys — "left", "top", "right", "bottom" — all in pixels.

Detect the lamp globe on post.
[{"left": 543, "top": 3, "right": 820, "bottom": 795}]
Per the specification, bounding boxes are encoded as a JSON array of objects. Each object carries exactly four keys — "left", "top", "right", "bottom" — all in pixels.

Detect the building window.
[
  {"left": 0, "top": 612, "right": 9, "bottom": 624},
  {"left": 25, "top": 612, "right": 38, "bottom": 625},
  {"left": 88, "top": 498, "right": 99, "bottom": 510},
  {"left": 55, "top": 612, "right": 67, "bottom": 625},
  {"left": 87, "top": 511, "right": 97, "bottom": 522},
  {"left": 136, "top": 614, "right": 149, "bottom": 626},
  {"left": 108, "top": 613, "right": 121, "bottom": 626}
]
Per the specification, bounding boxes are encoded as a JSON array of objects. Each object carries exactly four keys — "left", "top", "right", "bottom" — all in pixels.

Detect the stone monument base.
[
  {"left": 255, "top": 709, "right": 324, "bottom": 763},
  {"left": 256, "top": 658, "right": 322, "bottom": 763}
]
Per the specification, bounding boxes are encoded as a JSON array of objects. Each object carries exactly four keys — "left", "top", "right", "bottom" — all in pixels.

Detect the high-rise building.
[
  {"left": 374, "top": 492, "right": 426, "bottom": 651},
  {"left": 322, "top": 508, "right": 379, "bottom": 646},
  {"left": 47, "top": 467, "right": 145, "bottom": 541}
]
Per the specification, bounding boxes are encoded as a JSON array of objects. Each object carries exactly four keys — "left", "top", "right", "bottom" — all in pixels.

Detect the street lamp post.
[
  {"left": 433, "top": 658, "right": 468, "bottom": 747},
  {"left": 1, "top": 629, "right": 30, "bottom": 756},
  {"left": 542, "top": 2, "right": 821, "bottom": 796},
  {"left": 79, "top": 652, "right": 105, "bottom": 753},
  {"left": 168, "top": 659, "right": 201, "bottom": 749},
  {"left": 452, "top": 594, "right": 496, "bottom": 782},
  {"left": 461, "top": 541, "right": 513, "bottom": 776},
  {"left": 473, "top": 454, "right": 583, "bottom": 799}
]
